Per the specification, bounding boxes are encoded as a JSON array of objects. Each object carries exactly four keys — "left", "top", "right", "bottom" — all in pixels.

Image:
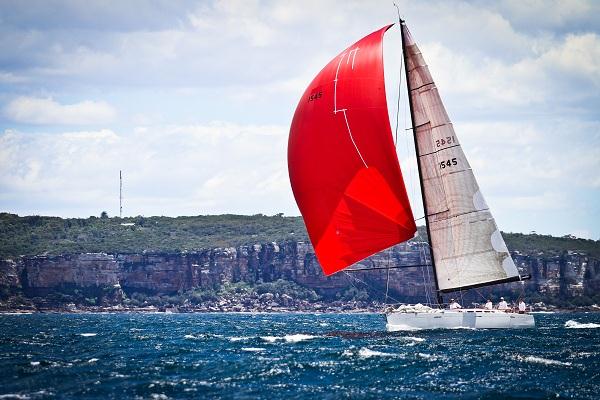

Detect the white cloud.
[
  {"left": 188, "top": 0, "right": 276, "bottom": 47},
  {"left": 539, "top": 33, "right": 600, "bottom": 86},
  {"left": 418, "top": 31, "right": 600, "bottom": 116},
  {"left": 4, "top": 97, "right": 116, "bottom": 125},
  {"left": 0, "top": 122, "right": 295, "bottom": 218},
  {"left": 494, "top": 0, "right": 599, "bottom": 31}
]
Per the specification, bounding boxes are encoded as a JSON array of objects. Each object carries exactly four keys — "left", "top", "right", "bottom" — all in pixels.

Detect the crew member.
[
  {"left": 497, "top": 297, "right": 509, "bottom": 311},
  {"left": 484, "top": 299, "right": 493, "bottom": 310},
  {"left": 518, "top": 299, "right": 527, "bottom": 313},
  {"left": 449, "top": 299, "right": 462, "bottom": 310}
]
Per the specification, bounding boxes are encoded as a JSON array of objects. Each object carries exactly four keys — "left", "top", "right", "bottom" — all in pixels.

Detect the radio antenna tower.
[{"left": 119, "top": 170, "right": 123, "bottom": 218}]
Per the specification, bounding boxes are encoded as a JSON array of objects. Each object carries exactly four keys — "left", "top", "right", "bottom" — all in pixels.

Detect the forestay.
[{"left": 401, "top": 24, "right": 520, "bottom": 292}]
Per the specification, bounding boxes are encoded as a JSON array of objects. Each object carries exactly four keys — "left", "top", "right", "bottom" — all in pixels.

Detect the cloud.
[
  {"left": 4, "top": 97, "right": 116, "bottom": 125},
  {"left": 492, "top": 0, "right": 600, "bottom": 33},
  {"left": 0, "top": 122, "right": 295, "bottom": 218},
  {"left": 539, "top": 33, "right": 600, "bottom": 86},
  {"left": 417, "top": 31, "right": 600, "bottom": 119}
]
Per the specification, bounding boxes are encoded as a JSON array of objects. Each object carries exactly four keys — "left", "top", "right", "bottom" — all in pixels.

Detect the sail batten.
[{"left": 401, "top": 22, "right": 520, "bottom": 292}]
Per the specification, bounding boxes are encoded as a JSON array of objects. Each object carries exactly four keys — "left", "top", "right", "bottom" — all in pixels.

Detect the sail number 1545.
[{"left": 439, "top": 158, "right": 457, "bottom": 169}]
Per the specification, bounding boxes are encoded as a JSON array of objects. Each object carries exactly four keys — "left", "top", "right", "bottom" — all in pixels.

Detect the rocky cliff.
[{"left": 1, "top": 239, "right": 598, "bottom": 311}]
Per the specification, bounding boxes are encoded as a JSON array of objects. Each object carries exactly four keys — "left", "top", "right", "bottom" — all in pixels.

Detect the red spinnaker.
[{"left": 288, "top": 25, "right": 416, "bottom": 275}]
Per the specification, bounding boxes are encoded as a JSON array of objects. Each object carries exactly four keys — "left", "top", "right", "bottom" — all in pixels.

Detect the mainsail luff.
[
  {"left": 401, "top": 22, "right": 521, "bottom": 292},
  {"left": 399, "top": 20, "right": 443, "bottom": 305}
]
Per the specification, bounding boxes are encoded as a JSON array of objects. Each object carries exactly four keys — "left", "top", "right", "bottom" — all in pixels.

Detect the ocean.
[{"left": 1, "top": 312, "right": 599, "bottom": 399}]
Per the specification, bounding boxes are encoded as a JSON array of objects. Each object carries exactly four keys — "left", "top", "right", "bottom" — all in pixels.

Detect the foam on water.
[
  {"left": 284, "top": 334, "right": 316, "bottom": 343},
  {"left": 358, "top": 348, "right": 395, "bottom": 358},
  {"left": 565, "top": 320, "right": 600, "bottom": 329},
  {"left": 515, "top": 355, "right": 572, "bottom": 367},
  {"left": 398, "top": 336, "right": 425, "bottom": 344},
  {"left": 260, "top": 334, "right": 318, "bottom": 343},
  {"left": 229, "top": 336, "right": 250, "bottom": 342},
  {"left": 79, "top": 333, "right": 97, "bottom": 337},
  {"left": 241, "top": 347, "right": 265, "bottom": 352},
  {"left": 418, "top": 353, "right": 441, "bottom": 361}
]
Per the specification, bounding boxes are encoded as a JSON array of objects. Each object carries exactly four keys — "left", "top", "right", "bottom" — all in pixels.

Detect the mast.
[{"left": 399, "top": 19, "right": 443, "bottom": 306}]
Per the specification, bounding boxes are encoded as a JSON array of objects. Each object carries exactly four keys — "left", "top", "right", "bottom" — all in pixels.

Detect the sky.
[{"left": 0, "top": 0, "right": 599, "bottom": 239}]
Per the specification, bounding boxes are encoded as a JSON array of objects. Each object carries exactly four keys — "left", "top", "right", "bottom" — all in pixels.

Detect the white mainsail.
[{"left": 401, "top": 24, "right": 520, "bottom": 292}]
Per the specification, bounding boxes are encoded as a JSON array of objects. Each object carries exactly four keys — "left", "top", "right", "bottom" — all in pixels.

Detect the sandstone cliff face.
[{"left": 0, "top": 240, "right": 596, "bottom": 307}]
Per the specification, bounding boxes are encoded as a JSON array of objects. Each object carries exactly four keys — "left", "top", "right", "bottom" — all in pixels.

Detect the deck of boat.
[{"left": 386, "top": 308, "right": 535, "bottom": 330}]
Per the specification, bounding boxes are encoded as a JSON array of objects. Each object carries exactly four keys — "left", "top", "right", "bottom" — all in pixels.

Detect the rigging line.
[
  {"left": 419, "top": 241, "right": 431, "bottom": 305},
  {"left": 421, "top": 240, "right": 433, "bottom": 305},
  {"left": 385, "top": 247, "right": 392, "bottom": 304},
  {"left": 344, "top": 270, "right": 404, "bottom": 305},
  {"left": 346, "top": 264, "right": 432, "bottom": 272},
  {"left": 412, "top": 228, "right": 430, "bottom": 305},
  {"left": 421, "top": 245, "right": 434, "bottom": 303},
  {"left": 415, "top": 228, "right": 435, "bottom": 307}
]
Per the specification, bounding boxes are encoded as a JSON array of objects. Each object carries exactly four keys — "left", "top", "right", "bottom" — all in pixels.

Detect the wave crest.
[{"left": 565, "top": 320, "right": 600, "bottom": 329}]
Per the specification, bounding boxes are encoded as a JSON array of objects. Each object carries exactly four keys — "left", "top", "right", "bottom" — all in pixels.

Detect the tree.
[{"left": 100, "top": 211, "right": 109, "bottom": 219}]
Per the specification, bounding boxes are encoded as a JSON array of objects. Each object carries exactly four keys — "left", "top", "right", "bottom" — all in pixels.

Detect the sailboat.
[{"left": 288, "top": 19, "right": 534, "bottom": 329}]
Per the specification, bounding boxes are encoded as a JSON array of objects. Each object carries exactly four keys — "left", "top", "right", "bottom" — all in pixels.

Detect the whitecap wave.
[
  {"left": 241, "top": 347, "right": 265, "bottom": 352},
  {"left": 395, "top": 336, "right": 426, "bottom": 346},
  {"left": 184, "top": 334, "right": 201, "bottom": 340},
  {"left": 1, "top": 312, "right": 33, "bottom": 315},
  {"left": 88, "top": 358, "right": 99, "bottom": 363},
  {"left": 260, "top": 334, "right": 317, "bottom": 343},
  {"left": 565, "top": 320, "right": 600, "bottom": 329},
  {"left": 417, "top": 353, "right": 443, "bottom": 361},
  {"left": 284, "top": 334, "right": 316, "bottom": 343},
  {"left": 79, "top": 333, "right": 97, "bottom": 337},
  {"left": 358, "top": 347, "right": 394, "bottom": 358},
  {"left": 515, "top": 355, "right": 571, "bottom": 367},
  {"left": 229, "top": 336, "right": 250, "bottom": 342}
]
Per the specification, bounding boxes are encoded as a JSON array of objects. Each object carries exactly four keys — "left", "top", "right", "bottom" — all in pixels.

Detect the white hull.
[{"left": 386, "top": 309, "right": 535, "bottom": 331}]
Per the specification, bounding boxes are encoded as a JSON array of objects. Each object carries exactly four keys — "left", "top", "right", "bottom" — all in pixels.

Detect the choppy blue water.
[{"left": 1, "top": 312, "right": 599, "bottom": 399}]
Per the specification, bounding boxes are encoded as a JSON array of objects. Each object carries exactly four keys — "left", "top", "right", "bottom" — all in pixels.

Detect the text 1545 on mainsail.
[{"left": 287, "top": 18, "right": 534, "bottom": 330}]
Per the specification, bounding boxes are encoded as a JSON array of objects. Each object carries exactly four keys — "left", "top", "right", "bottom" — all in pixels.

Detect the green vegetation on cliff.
[
  {"left": 1, "top": 212, "right": 598, "bottom": 259},
  {"left": 0, "top": 213, "right": 307, "bottom": 258}
]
